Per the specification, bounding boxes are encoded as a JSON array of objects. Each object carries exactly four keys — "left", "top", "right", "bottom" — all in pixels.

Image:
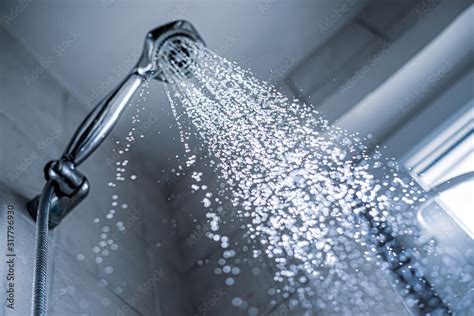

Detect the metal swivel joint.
[{"left": 28, "top": 158, "right": 89, "bottom": 229}]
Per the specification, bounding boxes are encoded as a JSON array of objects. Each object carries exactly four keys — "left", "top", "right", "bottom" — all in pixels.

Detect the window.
[{"left": 405, "top": 102, "right": 473, "bottom": 238}]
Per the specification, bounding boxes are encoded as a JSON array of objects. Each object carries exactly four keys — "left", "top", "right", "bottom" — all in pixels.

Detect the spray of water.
[{"left": 159, "top": 38, "right": 471, "bottom": 314}]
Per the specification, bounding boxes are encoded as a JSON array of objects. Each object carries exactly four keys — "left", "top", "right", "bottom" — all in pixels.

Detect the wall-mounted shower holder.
[{"left": 27, "top": 158, "right": 89, "bottom": 229}]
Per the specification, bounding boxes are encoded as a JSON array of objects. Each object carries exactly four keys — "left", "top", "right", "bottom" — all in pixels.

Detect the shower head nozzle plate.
[{"left": 136, "top": 20, "right": 205, "bottom": 83}]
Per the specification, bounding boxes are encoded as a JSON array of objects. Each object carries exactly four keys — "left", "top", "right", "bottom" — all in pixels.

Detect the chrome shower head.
[
  {"left": 136, "top": 20, "right": 205, "bottom": 82},
  {"left": 28, "top": 20, "right": 206, "bottom": 229},
  {"left": 65, "top": 20, "right": 205, "bottom": 165}
]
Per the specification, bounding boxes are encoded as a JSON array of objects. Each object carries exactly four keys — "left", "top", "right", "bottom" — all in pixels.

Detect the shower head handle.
[
  {"left": 29, "top": 71, "right": 142, "bottom": 229},
  {"left": 63, "top": 72, "right": 143, "bottom": 165}
]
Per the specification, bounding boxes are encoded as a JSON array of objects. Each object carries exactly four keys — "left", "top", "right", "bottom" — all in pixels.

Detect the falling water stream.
[
  {"left": 156, "top": 38, "right": 473, "bottom": 315},
  {"left": 73, "top": 38, "right": 473, "bottom": 315}
]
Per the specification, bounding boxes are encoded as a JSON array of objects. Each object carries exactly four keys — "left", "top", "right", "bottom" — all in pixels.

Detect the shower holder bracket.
[{"left": 27, "top": 158, "right": 90, "bottom": 229}]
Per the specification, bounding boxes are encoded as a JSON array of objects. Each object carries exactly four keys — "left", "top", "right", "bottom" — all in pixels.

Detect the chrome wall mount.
[{"left": 27, "top": 159, "right": 89, "bottom": 229}]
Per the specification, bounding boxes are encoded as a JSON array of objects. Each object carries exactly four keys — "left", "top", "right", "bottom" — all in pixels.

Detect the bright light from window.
[
  {"left": 406, "top": 104, "right": 473, "bottom": 238},
  {"left": 424, "top": 136, "right": 473, "bottom": 237}
]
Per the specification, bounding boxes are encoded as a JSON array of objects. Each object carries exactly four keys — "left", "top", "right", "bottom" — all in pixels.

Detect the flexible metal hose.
[{"left": 31, "top": 180, "right": 55, "bottom": 316}]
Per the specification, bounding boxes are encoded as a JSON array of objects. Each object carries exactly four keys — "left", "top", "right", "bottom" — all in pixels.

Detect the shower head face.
[{"left": 136, "top": 20, "right": 205, "bottom": 83}]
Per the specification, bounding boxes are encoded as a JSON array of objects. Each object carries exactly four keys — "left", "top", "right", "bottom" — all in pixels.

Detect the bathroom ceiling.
[{"left": 0, "top": 0, "right": 368, "bottom": 170}]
